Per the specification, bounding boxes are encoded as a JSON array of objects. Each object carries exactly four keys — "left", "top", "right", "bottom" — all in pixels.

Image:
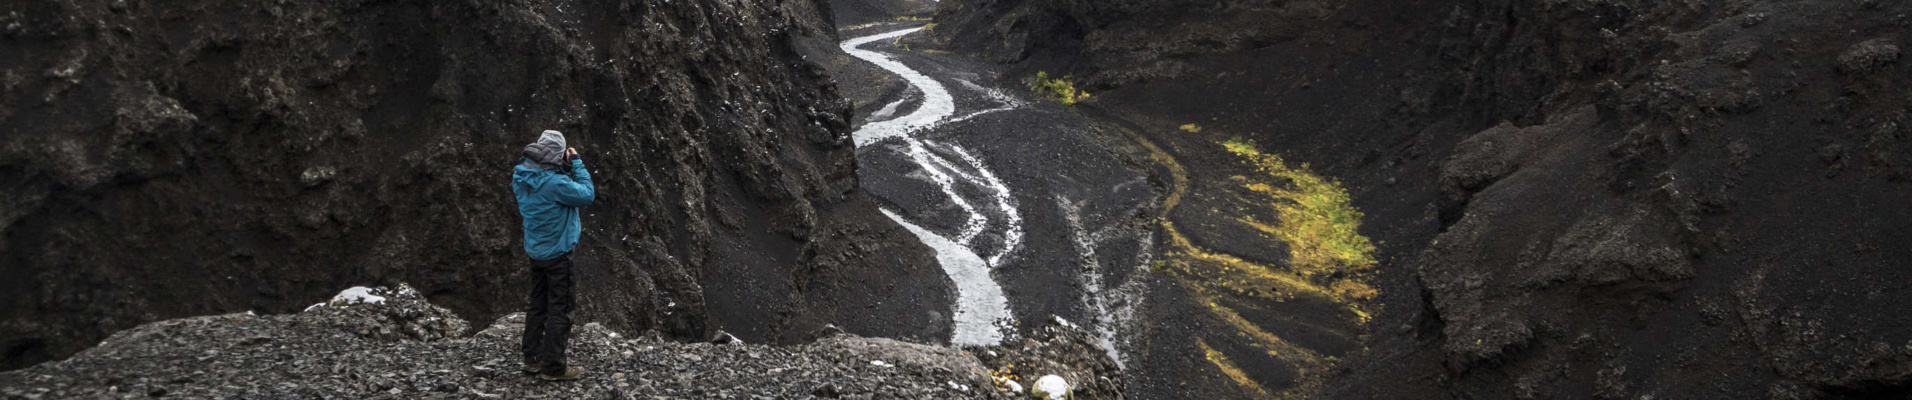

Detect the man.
[{"left": 512, "top": 130, "right": 594, "bottom": 381}]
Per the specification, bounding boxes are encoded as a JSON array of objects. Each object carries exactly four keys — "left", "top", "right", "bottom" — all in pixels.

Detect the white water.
[
  {"left": 947, "top": 144, "right": 1022, "bottom": 266},
  {"left": 841, "top": 28, "right": 955, "bottom": 147},
  {"left": 946, "top": 79, "right": 1024, "bottom": 125},
  {"left": 903, "top": 139, "right": 990, "bottom": 243},
  {"left": 870, "top": 95, "right": 909, "bottom": 122},
  {"left": 1056, "top": 195, "right": 1147, "bottom": 368},
  {"left": 844, "top": 27, "right": 1023, "bottom": 346},
  {"left": 882, "top": 209, "right": 1013, "bottom": 346}
]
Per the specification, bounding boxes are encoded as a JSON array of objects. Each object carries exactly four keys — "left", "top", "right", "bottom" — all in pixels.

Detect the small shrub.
[{"left": 1030, "top": 71, "right": 1090, "bottom": 105}]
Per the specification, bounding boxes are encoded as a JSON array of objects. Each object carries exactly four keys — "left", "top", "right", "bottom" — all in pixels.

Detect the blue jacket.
[{"left": 513, "top": 158, "right": 595, "bottom": 260}]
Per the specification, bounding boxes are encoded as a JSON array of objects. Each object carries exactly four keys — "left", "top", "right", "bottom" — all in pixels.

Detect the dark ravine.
[
  {"left": 925, "top": 0, "right": 1912, "bottom": 398},
  {"left": 7, "top": 0, "right": 1912, "bottom": 398},
  {"left": 0, "top": 0, "right": 954, "bottom": 371}
]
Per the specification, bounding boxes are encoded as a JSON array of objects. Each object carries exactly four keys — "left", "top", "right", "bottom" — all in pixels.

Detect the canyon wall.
[{"left": 0, "top": 0, "right": 949, "bottom": 370}]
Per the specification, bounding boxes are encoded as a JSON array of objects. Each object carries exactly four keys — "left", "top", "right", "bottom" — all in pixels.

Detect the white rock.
[
  {"left": 331, "top": 287, "right": 386, "bottom": 305},
  {"left": 1032, "top": 375, "right": 1069, "bottom": 400}
]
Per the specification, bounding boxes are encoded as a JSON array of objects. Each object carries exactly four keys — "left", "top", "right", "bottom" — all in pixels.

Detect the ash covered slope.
[
  {"left": 0, "top": 0, "right": 950, "bottom": 370},
  {"left": 0, "top": 285, "right": 1000, "bottom": 399},
  {"left": 932, "top": 0, "right": 1912, "bottom": 398}
]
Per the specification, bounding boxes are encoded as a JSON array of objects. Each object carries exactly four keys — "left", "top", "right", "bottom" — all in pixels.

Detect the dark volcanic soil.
[
  {"left": 928, "top": 0, "right": 1912, "bottom": 398},
  {"left": 0, "top": 0, "right": 950, "bottom": 371}
]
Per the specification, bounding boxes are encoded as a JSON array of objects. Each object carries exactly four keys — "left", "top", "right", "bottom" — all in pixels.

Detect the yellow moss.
[
  {"left": 1030, "top": 71, "right": 1091, "bottom": 105},
  {"left": 1131, "top": 136, "right": 1186, "bottom": 210},
  {"left": 1162, "top": 222, "right": 1340, "bottom": 301},
  {"left": 1120, "top": 127, "right": 1381, "bottom": 399},
  {"left": 1200, "top": 339, "right": 1271, "bottom": 396},
  {"left": 1183, "top": 281, "right": 1326, "bottom": 369},
  {"left": 1223, "top": 138, "right": 1378, "bottom": 278},
  {"left": 1180, "top": 123, "right": 1203, "bottom": 133},
  {"left": 1331, "top": 280, "right": 1379, "bottom": 301}
]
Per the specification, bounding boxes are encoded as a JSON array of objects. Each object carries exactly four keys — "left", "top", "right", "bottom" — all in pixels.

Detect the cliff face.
[
  {"left": 931, "top": 0, "right": 1912, "bottom": 398},
  {"left": 0, "top": 0, "right": 949, "bottom": 370}
]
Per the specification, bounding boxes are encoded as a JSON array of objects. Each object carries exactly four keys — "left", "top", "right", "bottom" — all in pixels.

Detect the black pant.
[{"left": 521, "top": 252, "right": 575, "bottom": 375}]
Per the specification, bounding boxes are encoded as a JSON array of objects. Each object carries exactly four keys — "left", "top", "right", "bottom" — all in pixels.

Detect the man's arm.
[{"left": 555, "top": 148, "right": 595, "bottom": 207}]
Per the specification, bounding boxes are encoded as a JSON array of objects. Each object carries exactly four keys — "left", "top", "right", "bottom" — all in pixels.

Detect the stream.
[{"left": 839, "top": 26, "right": 1155, "bottom": 363}]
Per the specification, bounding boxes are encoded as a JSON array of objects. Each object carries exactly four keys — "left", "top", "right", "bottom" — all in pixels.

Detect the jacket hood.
[
  {"left": 521, "top": 130, "right": 568, "bottom": 169},
  {"left": 514, "top": 160, "right": 559, "bottom": 188}
]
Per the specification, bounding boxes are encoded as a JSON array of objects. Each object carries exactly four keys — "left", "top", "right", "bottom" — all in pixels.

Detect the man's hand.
[{"left": 566, "top": 147, "right": 580, "bottom": 161}]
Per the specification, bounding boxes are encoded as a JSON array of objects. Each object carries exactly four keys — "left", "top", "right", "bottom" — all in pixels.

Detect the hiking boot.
[
  {"left": 538, "top": 366, "right": 583, "bottom": 381},
  {"left": 521, "top": 364, "right": 540, "bottom": 375}
]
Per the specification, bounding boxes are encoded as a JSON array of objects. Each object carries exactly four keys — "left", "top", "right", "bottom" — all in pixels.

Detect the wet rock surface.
[
  {"left": 0, "top": 286, "right": 1032, "bottom": 399},
  {"left": 0, "top": 0, "right": 948, "bottom": 370},
  {"left": 930, "top": 0, "right": 1912, "bottom": 398}
]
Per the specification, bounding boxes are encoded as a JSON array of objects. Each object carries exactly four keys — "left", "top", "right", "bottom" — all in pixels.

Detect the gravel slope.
[{"left": 0, "top": 286, "right": 1116, "bottom": 399}]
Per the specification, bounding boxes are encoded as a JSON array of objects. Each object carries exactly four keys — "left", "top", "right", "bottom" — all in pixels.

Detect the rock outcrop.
[{"left": 0, "top": 0, "right": 951, "bottom": 371}]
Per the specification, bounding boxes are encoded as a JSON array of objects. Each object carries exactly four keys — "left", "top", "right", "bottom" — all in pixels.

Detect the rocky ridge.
[{"left": 0, "top": 285, "right": 1122, "bottom": 399}]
